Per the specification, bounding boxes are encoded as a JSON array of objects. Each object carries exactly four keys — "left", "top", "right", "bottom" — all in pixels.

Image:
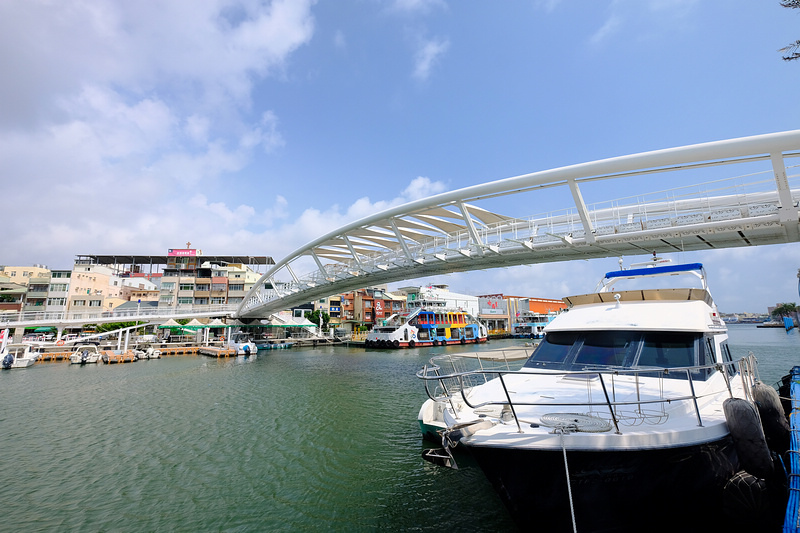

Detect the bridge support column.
[{"left": 771, "top": 152, "right": 800, "bottom": 241}]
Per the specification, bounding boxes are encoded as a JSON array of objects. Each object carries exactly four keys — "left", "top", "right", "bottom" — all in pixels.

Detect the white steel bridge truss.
[{"left": 237, "top": 130, "right": 800, "bottom": 318}]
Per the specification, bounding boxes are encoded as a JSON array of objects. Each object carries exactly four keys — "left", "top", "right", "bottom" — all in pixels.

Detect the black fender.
[
  {"left": 752, "top": 381, "right": 791, "bottom": 456},
  {"left": 724, "top": 397, "right": 773, "bottom": 479}
]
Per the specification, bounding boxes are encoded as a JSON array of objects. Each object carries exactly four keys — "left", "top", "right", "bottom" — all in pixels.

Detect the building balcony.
[
  {"left": 27, "top": 290, "right": 48, "bottom": 298},
  {"left": 194, "top": 291, "right": 211, "bottom": 298}
]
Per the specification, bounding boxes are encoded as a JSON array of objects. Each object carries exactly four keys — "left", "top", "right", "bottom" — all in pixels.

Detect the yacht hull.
[{"left": 466, "top": 437, "right": 739, "bottom": 532}]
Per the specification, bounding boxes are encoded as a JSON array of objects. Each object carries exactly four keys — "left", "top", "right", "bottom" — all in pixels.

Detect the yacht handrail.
[{"left": 417, "top": 354, "right": 759, "bottom": 435}]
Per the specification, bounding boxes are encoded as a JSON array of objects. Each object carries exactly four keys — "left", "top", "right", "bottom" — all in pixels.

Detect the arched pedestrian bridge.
[{"left": 237, "top": 130, "right": 800, "bottom": 318}]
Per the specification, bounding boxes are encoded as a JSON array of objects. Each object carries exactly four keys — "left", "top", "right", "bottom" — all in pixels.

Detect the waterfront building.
[
  {"left": 478, "top": 294, "right": 509, "bottom": 336},
  {"left": 318, "top": 295, "right": 342, "bottom": 329},
  {"left": 0, "top": 264, "right": 50, "bottom": 285},
  {"left": 398, "top": 284, "right": 479, "bottom": 317},
  {"left": 24, "top": 269, "right": 52, "bottom": 314},
  {"left": 0, "top": 273, "right": 28, "bottom": 315},
  {"left": 333, "top": 286, "right": 405, "bottom": 333},
  {"left": 68, "top": 262, "right": 124, "bottom": 318},
  {"left": 46, "top": 270, "right": 72, "bottom": 316},
  {"left": 478, "top": 294, "right": 567, "bottom": 337}
]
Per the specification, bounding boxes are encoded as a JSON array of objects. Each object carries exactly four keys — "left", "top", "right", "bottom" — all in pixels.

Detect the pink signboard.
[{"left": 168, "top": 249, "right": 197, "bottom": 257}]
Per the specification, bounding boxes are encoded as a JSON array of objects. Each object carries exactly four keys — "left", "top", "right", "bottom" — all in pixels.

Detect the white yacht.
[
  {"left": 0, "top": 343, "right": 39, "bottom": 369},
  {"left": 417, "top": 259, "right": 786, "bottom": 531}
]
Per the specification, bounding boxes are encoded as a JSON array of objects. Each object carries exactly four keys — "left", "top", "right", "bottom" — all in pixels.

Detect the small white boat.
[
  {"left": 416, "top": 259, "right": 787, "bottom": 531},
  {"left": 228, "top": 332, "right": 257, "bottom": 355},
  {"left": 69, "top": 344, "right": 102, "bottom": 365},
  {"left": 134, "top": 346, "right": 161, "bottom": 360},
  {"left": 0, "top": 343, "right": 39, "bottom": 369}
]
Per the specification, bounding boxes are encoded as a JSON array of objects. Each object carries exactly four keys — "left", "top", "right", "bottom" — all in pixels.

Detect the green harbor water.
[{"left": 1, "top": 328, "right": 797, "bottom": 532}]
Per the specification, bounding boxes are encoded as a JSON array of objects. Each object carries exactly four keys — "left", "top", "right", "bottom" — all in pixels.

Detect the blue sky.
[{"left": 1, "top": 0, "right": 799, "bottom": 313}]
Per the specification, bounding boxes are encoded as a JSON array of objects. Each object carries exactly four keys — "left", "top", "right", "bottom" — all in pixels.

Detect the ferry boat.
[
  {"left": 416, "top": 259, "right": 787, "bottom": 531},
  {"left": 510, "top": 310, "right": 559, "bottom": 339},
  {"left": 365, "top": 308, "right": 488, "bottom": 349}
]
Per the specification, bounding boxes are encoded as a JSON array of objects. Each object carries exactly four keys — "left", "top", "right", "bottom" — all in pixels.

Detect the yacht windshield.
[
  {"left": 573, "top": 331, "right": 637, "bottom": 367},
  {"left": 524, "top": 330, "right": 706, "bottom": 378}
]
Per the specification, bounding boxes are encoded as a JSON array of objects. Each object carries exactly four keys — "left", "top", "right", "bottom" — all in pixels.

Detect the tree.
[
  {"left": 304, "top": 310, "right": 330, "bottom": 330},
  {"left": 771, "top": 302, "right": 797, "bottom": 319},
  {"left": 94, "top": 321, "right": 145, "bottom": 333},
  {"left": 781, "top": 1, "right": 800, "bottom": 61}
]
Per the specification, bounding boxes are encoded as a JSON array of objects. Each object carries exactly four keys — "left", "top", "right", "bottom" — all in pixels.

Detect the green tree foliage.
[
  {"left": 781, "top": 1, "right": 800, "bottom": 60},
  {"left": 771, "top": 302, "right": 798, "bottom": 318},
  {"left": 304, "top": 310, "right": 330, "bottom": 329},
  {"left": 94, "top": 321, "right": 145, "bottom": 333}
]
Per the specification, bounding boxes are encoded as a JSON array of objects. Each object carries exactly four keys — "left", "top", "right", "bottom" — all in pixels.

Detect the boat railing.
[
  {"left": 417, "top": 353, "right": 759, "bottom": 435},
  {"left": 422, "top": 347, "right": 536, "bottom": 400}
]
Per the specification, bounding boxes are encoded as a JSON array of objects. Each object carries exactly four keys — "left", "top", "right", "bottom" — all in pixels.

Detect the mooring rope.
[{"left": 559, "top": 428, "right": 578, "bottom": 533}]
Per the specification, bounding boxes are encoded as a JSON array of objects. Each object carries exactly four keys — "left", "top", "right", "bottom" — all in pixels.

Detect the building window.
[
  {"left": 49, "top": 283, "right": 68, "bottom": 292},
  {"left": 179, "top": 283, "right": 194, "bottom": 291},
  {"left": 73, "top": 300, "right": 86, "bottom": 307},
  {"left": 211, "top": 297, "right": 225, "bottom": 304},
  {"left": 229, "top": 284, "right": 244, "bottom": 291},
  {"left": 162, "top": 282, "right": 175, "bottom": 290},
  {"left": 47, "top": 298, "right": 66, "bottom": 306},
  {"left": 160, "top": 296, "right": 174, "bottom": 304},
  {"left": 178, "top": 297, "right": 193, "bottom": 305},
  {"left": 89, "top": 300, "right": 102, "bottom": 307}
]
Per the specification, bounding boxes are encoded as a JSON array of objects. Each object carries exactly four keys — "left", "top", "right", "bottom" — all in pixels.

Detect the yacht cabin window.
[{"left": 525, "top": 330, "right": 710, "bottom": 379}]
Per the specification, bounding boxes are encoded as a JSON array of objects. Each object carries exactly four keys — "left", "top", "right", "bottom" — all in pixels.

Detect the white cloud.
[
  {"left": 589, "top": 0, "right": 699, "bottom": 45},
  {"left": 0, "top": 0, "right": 316, "bottom": 270},
  {"left": 590, "top": 14, "right": 623, "bottom": 45},
  {"left": 413, "top": 36, "right": 450, "bottom": 81},
  {"left": 391, "top": 0, "right": 447, "bottom": 14}
]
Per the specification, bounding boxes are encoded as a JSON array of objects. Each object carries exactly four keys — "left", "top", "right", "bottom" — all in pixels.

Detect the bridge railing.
[{"left": 0, "top": 303, "right": 239, "bottom": 327}]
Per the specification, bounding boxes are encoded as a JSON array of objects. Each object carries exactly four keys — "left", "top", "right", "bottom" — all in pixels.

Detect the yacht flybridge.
[{"left": 417, "top": 259, "right": 787, "bottom": 531}]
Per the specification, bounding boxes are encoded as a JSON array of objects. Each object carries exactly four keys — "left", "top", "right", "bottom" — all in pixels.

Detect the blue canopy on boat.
[{"left": 604, "top": 263, "right": 704, "bottom": 280}]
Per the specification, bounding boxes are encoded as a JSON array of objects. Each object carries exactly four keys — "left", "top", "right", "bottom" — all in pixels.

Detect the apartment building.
[
  {"left": 0, "top": 265, "right": 50, "bottom": 285},
  {"left": 0, "top": 272, "right": 28, "bottom": 314},
  {"left": 333, "top": 287, "right": 405, "bottom": 332},
  {"left": 155, "top": 248, "right": 270, "bottom": 308},
  {"left": 46, "top": 270, "right": 72, "bottom": 315},
  {"left": 68, "top": 262, "right": 124, "bottom": 317}
]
